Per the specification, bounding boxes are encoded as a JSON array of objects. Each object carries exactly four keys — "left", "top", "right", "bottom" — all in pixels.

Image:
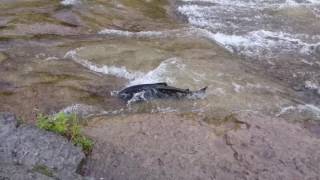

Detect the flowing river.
[{"left": 0, "top": 0, "right": 319, "bottom": 121}]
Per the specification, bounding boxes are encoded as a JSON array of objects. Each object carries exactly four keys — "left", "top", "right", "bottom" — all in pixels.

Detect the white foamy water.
[
  {"left": 64, "top": 48, "right": 144, "bottom": 80},
  {"left": 305, "top": 80, "right": 320, "bottom": 95},
  {"left": 98, "top": 28, "right": 202, "bottom": 39},
  {"left": 177, "top": 0, "right": 320, "bottom": 58},
  {"left": 60, "top": 104, "right": 125, "bottom": 117},
  {"left": 232, "top": 82, "right": 244, "bottom": 93},
  {"left": 176, "top": 0, "right": 320, "bottom": 118},
  {"left": 61, "top": 0, "right": 79, "bottom": 6},
  {"left": 178, "top": 0, "right": 320, "bottom": 99},
  {"left": 151, "top": 107, "right": 178, "bottom": 113},
  {"left": 277, "top": 104, "right": 320, "bottom": 119},
  {"left": 177, "top": 2, "right": 320, "bottom": 60},
  {"left": 60, "top": 103, "right": 103, "bottom": 117},
  {"left": 128, "top": 58, "right": 184, "bottom": 86},
  {"left": 99, "top": 29, "right": 164, "bottom": 37},
  {"left": 311, "top": 7, "right": 320, "bottom": 18},
  {"left": 65, "top": 48, "right": 194, "bottom": 87},
  {"left": 100, "top": 27, "right": 319, "bottom": 61},
  {"left": 205, "top": 30, "right": 320, "bottom": 59}
]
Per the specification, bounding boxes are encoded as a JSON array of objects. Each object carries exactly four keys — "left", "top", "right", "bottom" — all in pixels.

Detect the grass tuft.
[
  {"left": 32, "top": 165, "right": 55, "bottom": 177},
  {"left": 36, "top": 112, "right": 93, "bottom": 154}
]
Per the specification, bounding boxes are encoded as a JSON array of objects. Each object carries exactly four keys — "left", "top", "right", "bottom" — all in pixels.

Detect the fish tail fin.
[
  {"left": 197, "top": 86, "right": 208, "bottom": 93},
  {"left": 188, "top": 86, "right": 208, "bottom": 99}
]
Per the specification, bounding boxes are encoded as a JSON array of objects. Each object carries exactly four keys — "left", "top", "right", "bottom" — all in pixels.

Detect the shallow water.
[{"left": 0, "top": 0, "right": 319, "bottom": 121}]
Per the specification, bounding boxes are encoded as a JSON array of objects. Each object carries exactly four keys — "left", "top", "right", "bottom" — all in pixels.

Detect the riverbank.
[
  {"left": 2, "top": 111, "right": 320, "bottom": 179},
  {"left": 82, "top": 112, "right": 320, "bottom": 179}
]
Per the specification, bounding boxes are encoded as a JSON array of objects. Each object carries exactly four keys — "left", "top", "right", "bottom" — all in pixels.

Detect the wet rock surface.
[
  {"left": 83, "top": 112, "right": 320, "bottom": 180},
  {"left": 0, "top": 112, "right": 85, "bottom": 179},
  {"left": 0, "top": 55, "right": 126, "bottom": 121},
  {"left": 0, "top": 0, "right": 178, "bottom": 37}
]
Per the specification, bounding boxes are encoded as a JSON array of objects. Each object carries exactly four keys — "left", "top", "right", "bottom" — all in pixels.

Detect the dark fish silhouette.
[{"left": 117, "top": 82, "right": 207, "bottom": 102}]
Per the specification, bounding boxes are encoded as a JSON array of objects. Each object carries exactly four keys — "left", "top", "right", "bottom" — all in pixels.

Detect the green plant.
[
  {"left": 73, "top": 135, "right": 94, "bottom": 153},
  {"left": 32, "top": 165, "right": 55, "bottom": 177},
  {"left": 13, "top": 116, "right": 24, "bottom": 128},
  {"left": 36, "top": 112, "right": 94, "bottom": 154}
]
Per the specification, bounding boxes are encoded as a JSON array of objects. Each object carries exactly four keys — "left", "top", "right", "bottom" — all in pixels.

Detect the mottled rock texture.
[
  {"left": 83, "top": 112, "right": 320, "bottom": 180},
  {"left": 0, "top": 112, "right": 85, "bottom": 180}
]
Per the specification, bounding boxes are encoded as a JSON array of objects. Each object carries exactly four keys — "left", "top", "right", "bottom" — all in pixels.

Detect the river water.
[
  {"left": 0, "top": 0, "right": 319, "bottom": 121},
  {"left": 175, "top": 0, "right": 320, "bottom": 119},
  {"left": 177, "top": 0, "right": 320, "bottom": 100}
]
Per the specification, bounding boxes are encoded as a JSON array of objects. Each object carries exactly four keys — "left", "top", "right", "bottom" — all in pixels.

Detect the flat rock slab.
[
  {"left": 83, "top": 112, "right": 320, "bottom": 180},
  {"left": 0, "top": 112, "right": 85, "bottom": 179}
]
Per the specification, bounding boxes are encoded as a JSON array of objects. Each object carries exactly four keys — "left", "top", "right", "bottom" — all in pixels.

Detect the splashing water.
[
  {"left": 61, "top": 0, "right": 79, "bottom": 6},
  {"left": 177, "top": 0, "right": 320, "bottom": 114}
]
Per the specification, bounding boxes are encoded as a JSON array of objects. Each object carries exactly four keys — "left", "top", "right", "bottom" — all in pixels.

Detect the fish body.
[{"left": 117, "top": 82, "right": 207, "bottom": 102}]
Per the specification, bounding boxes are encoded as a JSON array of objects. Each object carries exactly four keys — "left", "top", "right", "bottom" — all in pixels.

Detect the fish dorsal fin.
[
  {"left": 155, "top": 82, "right": 168, "bottom": 86},
  {"left": 199, "top": 87, "right": 208, "bottom": 92}
]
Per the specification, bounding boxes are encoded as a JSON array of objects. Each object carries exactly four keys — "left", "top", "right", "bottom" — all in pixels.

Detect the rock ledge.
[{"left": 0, "top": 112, "right": 86, "bottom": 180}]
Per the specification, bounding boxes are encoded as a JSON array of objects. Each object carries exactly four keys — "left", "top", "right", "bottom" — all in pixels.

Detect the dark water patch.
[
  {"left": 121, "top": 0, "right": 169, "bottom": 20},
  {"left": 5, "top": 11, "right": 80, "bottom": 28},
  {"left": 0, "top": 25, "right": 9, "bottom": 30},
  {"left": 8, "top": 13, "right": 59, "bottom": 25},
  {"left": 0, "top": 81, "right": 16, "bottom": 97},
  {"left": 0, "top": 34, "right": 66, "bottom": 43},
  {"left": 0, "top": 36, "right": 14, "bottom": 42},
  {"left": 26, "top": 72, "right": 91, "bottom": 85},
  {"left": 0, "top": 1, "right": 57, "bottom": 10}
]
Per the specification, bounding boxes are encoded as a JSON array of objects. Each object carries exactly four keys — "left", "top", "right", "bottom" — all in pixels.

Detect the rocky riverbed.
[{"left": 0, "top": 0, "right": 320, "bottom": 179}]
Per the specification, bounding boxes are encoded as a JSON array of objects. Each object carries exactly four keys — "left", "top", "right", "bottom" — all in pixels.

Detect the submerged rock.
[{"left": 0, "top": 112, "right": 85, "bottom": 179}]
